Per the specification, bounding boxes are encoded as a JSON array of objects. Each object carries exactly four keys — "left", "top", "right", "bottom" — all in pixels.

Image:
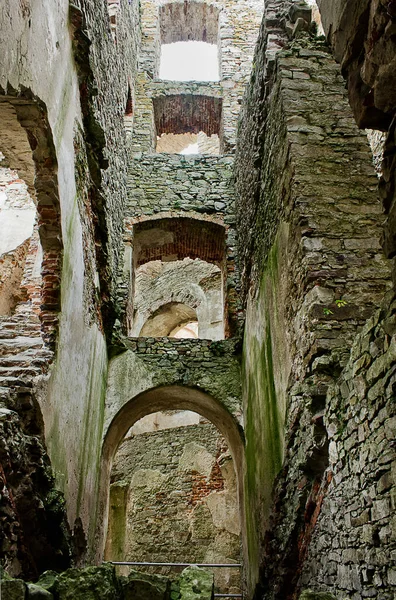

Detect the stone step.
[
  {"left": 0, "top": 337, "right": 44, "bottom": 353},
  {"left": 0, "top": 366, "right": 43, "bottom": 378},
  {"left": 0, "top": 386, "right": 10, "bottom": 400},
  {"left": 0, "top": 353, "right": 51, "bottom": 367},
  {"left": 0, "top": 325, "right": 41, "bottom": 335},
  {"left": 0, "top": 376, "right": 33, "bottom": 389}
]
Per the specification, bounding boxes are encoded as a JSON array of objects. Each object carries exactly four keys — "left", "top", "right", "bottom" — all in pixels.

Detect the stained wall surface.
[{"left": 105, "top": 422, "right": 241, "bottom": 595}]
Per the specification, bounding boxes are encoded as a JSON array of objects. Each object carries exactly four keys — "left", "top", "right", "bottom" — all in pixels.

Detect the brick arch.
[
  {"left": 133, "top": 217, "right": 226, "bottom": 267},
  {"left": 0, "top": 92, "right": 63, "bottom": 346},
  {"left": 97, "top": 384, "right": 246, "bottom": 563}
]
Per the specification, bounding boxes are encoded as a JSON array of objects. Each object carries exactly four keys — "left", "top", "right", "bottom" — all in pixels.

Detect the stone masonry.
[
  {"left": 1, "top": 1, "right": 396, "bottom": 599},
  {"left": 105, "top": 422, "right": 241, "bottom": 595}
]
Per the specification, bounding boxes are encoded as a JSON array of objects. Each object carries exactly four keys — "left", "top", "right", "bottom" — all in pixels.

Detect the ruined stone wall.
[
  {"left": 120, "top": 0, "right": 264, "bottom": 338},
  {"left": 0, "top": 0, "right": 141, "bottom": 571},
  {"left": 105, "top": 423, "right": 241, "bottom": 594},
  {"left": 297, "top": 297, "right": 396, "bottom": 598},
  {"left": 316, "top": 0, "right": 396, "bottom": 284},
  {"left": 235, "top": 7, "right": 393, "bottom": 595},
  {"left": 132, "top": 0, "right": 263, "bottom": 154}
]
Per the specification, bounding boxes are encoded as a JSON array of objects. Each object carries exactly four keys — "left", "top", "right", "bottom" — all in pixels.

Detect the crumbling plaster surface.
[{"left": 104, "top": 340, "right": 243, "bottom": 437}]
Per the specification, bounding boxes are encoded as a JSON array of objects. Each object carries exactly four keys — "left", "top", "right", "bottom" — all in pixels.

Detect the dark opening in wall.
[
  {"left": 124, "top": 84, "right": 134, "bottom": 136},
  {"left": 134, "top": 217, "right": 226, "bottom": 266},
  {"left": 153, "top": 95, "right": 222, "bottom": 152},
  {"left": 158, "top": 2, "right": 220, "bottom": 81},
  {"left": 125, "top": 86, "right": 133, "bottom": 116}
]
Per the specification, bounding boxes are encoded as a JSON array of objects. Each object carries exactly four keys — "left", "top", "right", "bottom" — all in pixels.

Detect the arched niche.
[
  {"left": 130, "top": 257, "right": 225, "bottom": 339},
  {"left": 97, "top": 385, "right": 246, "bottom": 567}
]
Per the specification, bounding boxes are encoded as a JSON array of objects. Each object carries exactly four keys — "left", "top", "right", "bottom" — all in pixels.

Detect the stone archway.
[{"left": 97, "top": 385, "right": 246, "bottom": 569}]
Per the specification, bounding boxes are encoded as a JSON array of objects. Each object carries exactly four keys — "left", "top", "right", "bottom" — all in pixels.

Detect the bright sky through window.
[{"left": 159, "top": 41, "right": 219, "bottom": 81}]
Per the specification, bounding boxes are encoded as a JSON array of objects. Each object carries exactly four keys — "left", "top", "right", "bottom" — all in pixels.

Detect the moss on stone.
[
  {"left": 57, "top": 564, "right": 121, "bottom": 600},
  {"left": 1, "top": 578, "right": 27, "bottom": 599},
  {"left": 179, "top": 567, "right": 214, "bottom": 600}
]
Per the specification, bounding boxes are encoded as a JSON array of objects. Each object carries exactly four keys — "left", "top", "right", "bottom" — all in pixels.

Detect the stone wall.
[
  {"left": 0, "top": 0, "right": 141, "bottom": 569},
  {"left": 122, "top": 154, "right": 238, "bottom": 332},
  {"left": 235, "top": 7, "right": 393, "bottom": 597},
  {"left": 316, "top": 0, "right": 396, "bottom": 283},
  {"left": 105, "top": 423, "right": 241, "bottom": 594},
  {"left": 297, "top": 296, "right": 396, "bottom": 598},
  {"left": 132, "top": 0, "right": 263, "bottom": 153}
]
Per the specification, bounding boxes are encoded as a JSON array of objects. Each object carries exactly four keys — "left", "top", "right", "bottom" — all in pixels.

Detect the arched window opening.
[
  {"left": 139, "top": 301, "right": 198, "bottom": 338},
  {"left": 104, "top": 408, "right": 241, "bottom": 597},
  {"left": 158, "top": 3, "right": 221, "bottom": 82},
  {"left": 0, "top": 105, "right": 46, "bottom": 323},
  {"left": 0, "top": 97, "right": 62, "bottom": 347},
  {"left": 153, "top": 95, "right": 222, "bottom": 154},
  {"left": 0, "top": 152, "right": 40, "bottom": 315},
  {"left": 171, "top": 320, "right": 198, "bottom": 338},
  {"left": 159, "top": 41, "right": 220, "bottom": 82}
]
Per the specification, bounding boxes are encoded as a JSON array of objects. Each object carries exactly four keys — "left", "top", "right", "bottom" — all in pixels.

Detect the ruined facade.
[{"left": 0, "top": 0, "right": 395, "bottom": 599}]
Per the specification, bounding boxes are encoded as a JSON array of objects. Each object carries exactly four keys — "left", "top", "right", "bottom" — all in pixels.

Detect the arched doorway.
[
  {"left": 98, "top": 385, "right": 246, "bottom": 582},
  {"left": 105, "top": 408, "right": 241, "bottom": 595}
]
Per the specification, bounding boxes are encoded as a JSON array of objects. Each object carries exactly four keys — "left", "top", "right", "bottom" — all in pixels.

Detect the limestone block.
[
  {"left": 179, "top": 442, "right": 215, "bottom": 478},
  {"left": 179, "top": 567, "right": 214, "bottom": 600},
  {"left": 120, "top": 570, "right": 171, "bottom": 600},
  {"left": 27, "top": 584, "right": 53, "bottom": 599}
]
